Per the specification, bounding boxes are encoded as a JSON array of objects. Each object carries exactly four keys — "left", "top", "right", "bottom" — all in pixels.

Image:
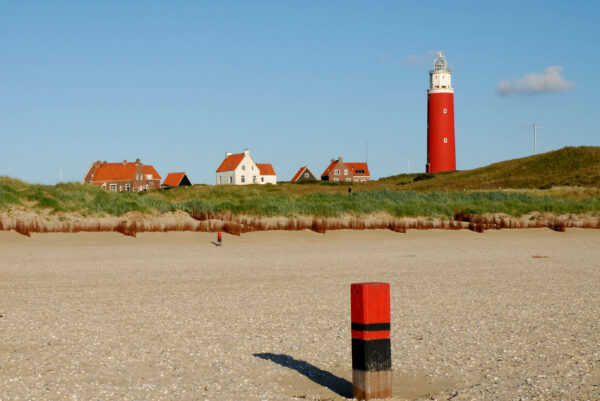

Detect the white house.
[
  {"left": 216, "top": 149, "right": 277, "bottom": 185},
  {"left": 257, "top": 163, "right": 277, "bottom": 184}
]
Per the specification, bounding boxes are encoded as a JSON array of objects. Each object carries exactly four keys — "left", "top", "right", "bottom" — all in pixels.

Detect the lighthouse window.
[
  {"left": 444, "top": 138, "right": 448, "bottom": 143},
  {"left": 443, "top": 108, "right": 447, "bottom": 114}
]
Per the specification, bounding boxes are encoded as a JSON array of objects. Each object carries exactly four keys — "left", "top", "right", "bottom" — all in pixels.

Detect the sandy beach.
[{"left": 1, "top": 229, "right": 599, "bottom": 400}]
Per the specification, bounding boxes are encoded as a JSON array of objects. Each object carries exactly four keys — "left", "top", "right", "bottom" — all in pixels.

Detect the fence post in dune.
[
  {"left": 217, "top": 232, "right": 222, "bottom": 246},
  {"left": 351, "top": 282, "right": 392, "bottom": 400}
]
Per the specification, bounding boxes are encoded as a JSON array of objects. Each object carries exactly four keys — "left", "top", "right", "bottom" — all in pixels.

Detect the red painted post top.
[
  {"left": 351, "top": 282, "right": 390, "bottom": 340},
  {"left": 351, "top": 282, "right": 390, "bottom": 324}
]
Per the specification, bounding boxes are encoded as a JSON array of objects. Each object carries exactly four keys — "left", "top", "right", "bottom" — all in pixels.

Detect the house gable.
[
  {"left": 292, "top": 166, "right": 317, "bottom": 182},
  {"left": 162, "top": 172, "right": 192, "bottom": 188}
]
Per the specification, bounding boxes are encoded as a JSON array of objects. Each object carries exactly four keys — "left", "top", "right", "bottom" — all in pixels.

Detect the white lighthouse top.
[{"left": 428, "top": 51, "right": 453, "bottom": 94}]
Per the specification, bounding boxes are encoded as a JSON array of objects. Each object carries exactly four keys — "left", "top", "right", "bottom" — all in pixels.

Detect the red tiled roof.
[
  {"left": 142, "top": 165, "right": 161, "bottom": 180},
  {"left": 321, "top": 160, "right": 338, "bottom": 177},
  {"left": 92, "top": 162, "right": 137, "bottom": 181},
  {"left": 91, "top": 182, "right": 105, "bottom": 186},
  {"left": 90, "top": 162, "right": 161, "bottom": 182},
  {"left": 347, "top": 163, "right": 370, "bottom": 176},
  {"left": 217, "top": 153, "right": 244, "bottom": 172},
  {"left": 321, "top": 160, "right": 370, "bottom": 177},
  {"left": 291, "top": 166, "right": 307, "bottom": 182},
  {"left": 257, "top": 163, "right": 276, "bottom": 176},
  {"left": 163, "top": 172, "right": 187, "bottom": 187}
]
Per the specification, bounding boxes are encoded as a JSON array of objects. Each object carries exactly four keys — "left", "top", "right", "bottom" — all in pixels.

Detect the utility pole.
[{"left": 533, "top": 123, "right": 543, "bottom": 155}]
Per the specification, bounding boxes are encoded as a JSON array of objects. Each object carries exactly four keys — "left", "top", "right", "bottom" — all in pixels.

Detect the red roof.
[
  {"left": 163, "top": 172, "right": 187, "bottom": 187},
  {"left": 257, "top": 163, "right": 276, "bottom": 176},
  {"left": 291, "top": 166, "right": 308, "bottom": 182},
  {"left": 347, "top": 163, "right": 370, "bottom": 176},
  {"left": 321, "top": 160, "right": 338, "bottom": 177},
  {"left": 321, "top": 160, "right": 370, "bottom": 177},
  {"left": 217, "top": 153, "right": 244, "bottom": 172},
  {"left": 142, "top": 165, "right": 161, "bottom": 180},
  {"left": 90, "top": 161, "right": 161, "bottom": 182}
]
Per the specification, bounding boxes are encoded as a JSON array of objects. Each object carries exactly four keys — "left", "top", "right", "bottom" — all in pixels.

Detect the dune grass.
[
  {"left": 2, "top": 146, "right": 599, "bottom": 219},
  {"left": 1, "top": 176, "right": 599, "bottom": 219},
  {"left": 380, "top": 146, "right": 600, "bottom": 191}
]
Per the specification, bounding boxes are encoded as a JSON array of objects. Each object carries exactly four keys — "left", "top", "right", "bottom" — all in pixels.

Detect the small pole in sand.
[
  {"left": 217, "top": 232, "right": 222, "bottom": 246},
  {"left": 351, "top": 282, "right": 392, "bottom": 400}
]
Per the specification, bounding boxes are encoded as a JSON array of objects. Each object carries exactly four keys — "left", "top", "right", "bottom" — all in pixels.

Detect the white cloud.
[
  {"left": 401, "top": 51, "right": 436, "bottom": 67},
  {"left": 497, "top": 66, "right": 576, "bottom": 96}
]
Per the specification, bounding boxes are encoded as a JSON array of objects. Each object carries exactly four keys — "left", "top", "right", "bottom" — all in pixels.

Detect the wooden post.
[
  {"left": 351, "top": 282, "right": 392, "bottom": 400},
  {"left": 217, "top": 232, "right": 222, "bottom": 246}
]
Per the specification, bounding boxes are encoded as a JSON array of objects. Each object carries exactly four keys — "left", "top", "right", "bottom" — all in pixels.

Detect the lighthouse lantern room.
[{"left": 426, "top": 51, "right": 456, "bottom": 173}]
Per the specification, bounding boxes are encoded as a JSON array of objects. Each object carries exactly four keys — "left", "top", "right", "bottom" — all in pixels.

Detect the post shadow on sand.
[{"left": 253, "top": 353, "right": 352, "bottom": 398}]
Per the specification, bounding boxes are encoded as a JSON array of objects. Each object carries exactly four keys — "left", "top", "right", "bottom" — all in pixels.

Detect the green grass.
[
  {"left": 380, "top": 146, "right": 600, "bottom": 190},
  {"left": 1, "top": 177, "right": 599, "bottom": 219},
  {"left": 1, "top": 146, "right": 599, "bottom": 218}
]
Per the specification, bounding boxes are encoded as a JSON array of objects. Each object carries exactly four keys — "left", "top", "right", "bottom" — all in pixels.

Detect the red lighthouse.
[{"left": 426, "top": 52, "right": 456, "bottom": 173}]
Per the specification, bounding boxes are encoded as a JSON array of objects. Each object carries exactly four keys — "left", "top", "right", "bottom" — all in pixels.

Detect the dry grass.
[{"left": 2, "top": 214, "right": 599, "bottom": 238}]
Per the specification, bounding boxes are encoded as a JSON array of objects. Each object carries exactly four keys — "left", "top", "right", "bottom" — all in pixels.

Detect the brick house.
[
  {"left": 291, "top": 166, "right": 318, "bottom": 182},
  {"left": 321, "top": 157, "right": 370, "bottom": 182},
  {"left": 84, "top": 159, "right": 162, "bottom": 192}
]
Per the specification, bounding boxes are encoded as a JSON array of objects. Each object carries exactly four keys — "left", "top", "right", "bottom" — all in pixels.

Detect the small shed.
[
  {"left": 291, "top": 166, "right": 318, "bottom": 182},
  {"left": 162, "top": 172, "right": 192, "bottom": 189}
]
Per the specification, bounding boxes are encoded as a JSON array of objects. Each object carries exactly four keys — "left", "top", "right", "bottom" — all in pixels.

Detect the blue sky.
[{"left": 1, "top": 1, "right": 598, "bottom": 184}]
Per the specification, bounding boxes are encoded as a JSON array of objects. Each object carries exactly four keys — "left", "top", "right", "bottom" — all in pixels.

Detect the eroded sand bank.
[{"left": 1, "top": 230, "right": 599, "bottom": 400}]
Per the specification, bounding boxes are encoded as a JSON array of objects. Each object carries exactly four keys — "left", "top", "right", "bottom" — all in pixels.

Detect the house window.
[
  {"left": 345, "top": 178, "right": 351, "bottom": 182},
  {"left": 242, "top": 165, "right": 246, "bottom": 170},
  {"left": 241, "top": 175, "right": 246, "bottom": 183},
  {"left": 125, "top": 184, "right": 130, "bottom": 192},
  {"left": 109, "top": 184, "right": 117, "bottom": 191},
  {"left": 119, "top": 186, "right": 123, "bottom": 191},
  {"left": 261, "top": 177, "right": 264, "bottom": 183},
  {"left": 333, "top": 178, "right": 339, "bottom": 182},
  {"left": 334, "top": 169, "right": 340, "bottom": 175},
  {"left": 229, "top": 177, "right": 232, "bottom": 184},
  {"left": 219, "top": 176, "right": 222, "bottom": 184},
  {"left": 304, "top": 173, "right": 309, "bottom": 178},
  {"left": 145, "top": 184, "right": 149, "bottom": 190},
  {"left": 361, "top": 179, "right": 366, "bottom": 182},
  {"left": 344, "top": 169, "right": 348, "bottom": 175},
  {"left": 355, "top": 169, "right": 365, "bottom": 174},
  {"left": 253, "top": 176, "right": 257, "bottom": 183}
]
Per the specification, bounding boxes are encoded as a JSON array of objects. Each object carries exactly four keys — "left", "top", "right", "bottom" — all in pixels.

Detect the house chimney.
[
  {"left": 244, "top": 149, "right": 250, "bottom": 157},
  {"left": 226, "top": 152, "right": 232, "bottom": 157},
  {"left": 331, "top": 159, "right": 335, "bottom": 164},
  {"left": 136, "top": 158, "right": 141, "bottom": 165},
  {"left": 103, "top": 161, "right": 107, "bottom": 163},
  {"left": 123, "top": 160, "right": 127, "bottom": 165},
  {"left": 338, "top": 156, "right": 343, "bottom": 162}
]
